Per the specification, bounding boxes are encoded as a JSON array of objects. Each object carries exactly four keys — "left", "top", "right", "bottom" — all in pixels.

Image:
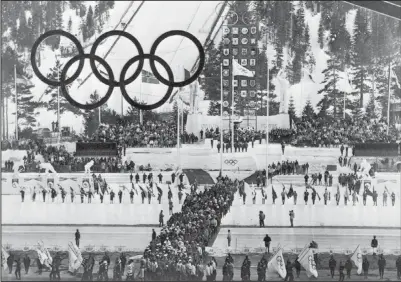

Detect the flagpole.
[
  {"left": 177, "top": 99, "right": 181, "bottom": 170},
  {"left": 266, "top": 57, "right": 269, "bottom": 179},
  {"left": 14, "top": 65, "right": 18, "bottom": 140},
  {"left": 98, "top": 106, "right": 101, "bottom": 124},
  {"left": 57, "top": 62, "right": 61, "bottom": 145},
  {"left": 140, "top": 76, "right": 143, "bottom": 125},
  {"left": 387, "top": 62, "right": 391, "bottom": 135},
  {"left": 220, "top": 63, "right": 224, "bottom": 174},
  {"left": 231, "top": 55, "right": 235, "bottom": 154},
  {"left": 181, "top": 100, "right": 184, "bottom": 134},
  {"left": 6, "top": 95, "right": 9, "bottom": 139}
]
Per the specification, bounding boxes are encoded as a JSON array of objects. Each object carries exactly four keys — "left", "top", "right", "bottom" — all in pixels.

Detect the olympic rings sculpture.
[
  {"left": 31, "top": 30, "right": 205, "bottom": 111},
  {"left": 224, "top": 159, "right": 238, "bottom": 166}
]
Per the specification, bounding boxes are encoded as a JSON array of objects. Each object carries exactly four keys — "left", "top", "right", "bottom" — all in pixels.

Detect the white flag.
[
  {"left": 351, "top": 245, "right": 363, "bottom": 275},
  {"left": 390, "top": 66, "right": 401, "bottom": 89},
  {"left": 232, "top": 59, "right": 254, "bottom": 77},
  {"left": 299, "top": 248, "right": 318, "bottom": 278},
  {"left": 267, "top": 248, "right": 287, "bottom": 278},
  {"left": 68, "top": 242, "right": 83, "bottom": 272},
  {"left": 2, "top": 246, "right": 10, "bottom": 271},
  {"left": 37, "top": 241, "right": 52, "bottom": 267}
]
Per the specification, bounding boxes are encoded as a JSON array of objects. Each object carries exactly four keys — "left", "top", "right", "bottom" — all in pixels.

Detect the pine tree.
[
  {"left": 301, "top": 99, "right": 316, "bottom": 122},
  {"left": 350, "top": 9, "right": 372, "bottom": 107},
  {"left": 43, "top": 59, "right": 82, "bottom": 116},
  {"left": 86, "top": 6, "right": 95, "bottom": 39},
  {"left": 365, "top": 93, "right": 377, "bottom": 120},
  {"left": 318, "top": 16, "right": 325, "bottom": 49},
  {"left": 68, "top": 17, "right": 73, "bottom": 33},
  {"left": 201, "top": 42, "right": 221, "bottom": 101},
  {"left": 83, "top": 91, "right": 101, "bottom": 136},
  {"left": 207, "top": 100, "right": 220, "bottom": 116},
  {"left": 285, "top": 57, "right": 294, "bottom": 84},
  {"left": 317, "top": 52, "right": 344, "bottom": 117},
  {"left": 288, "top": 95, "right": 297, "bottom": 123}
]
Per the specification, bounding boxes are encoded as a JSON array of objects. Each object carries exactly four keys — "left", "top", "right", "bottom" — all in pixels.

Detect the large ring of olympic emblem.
[
  {"left": 224, "top": 159, "right": 238, "bottom": 166},
  {"left": 31, "top": 30, "right": 205, "bottom": 111}
]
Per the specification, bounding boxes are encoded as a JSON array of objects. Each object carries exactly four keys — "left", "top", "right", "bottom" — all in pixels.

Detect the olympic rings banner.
[{"left": 31, "top": 30, "right": 205, "bottom": 111}]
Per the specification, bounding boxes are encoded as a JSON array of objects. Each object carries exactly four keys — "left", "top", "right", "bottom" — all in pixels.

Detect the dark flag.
[
  {"left": 272, "top": 186, "right": 277, "bottom": 201},
  {"left": 287, "top": 184, "right": 294, "bottom": 198},
  {"left": 141, "top": 70, "right": 160, "bottom": 84}
]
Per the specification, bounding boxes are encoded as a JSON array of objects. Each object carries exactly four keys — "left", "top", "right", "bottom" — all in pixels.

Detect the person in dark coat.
[
  {"left": 158, "top": 173, "right": 163, "bottom": 183},
  {"left": 362, "top": 256, "right": 369, "bottom": 279},
  {"left": 171, "top": 173, "right": 176, "bottom": 184},
  {"left": 152, "top": 229, "right": 156, "bottom": 241},
  {"left": 378, "top": 254, "right": 386, "bottom": 279},
  {"left": 396, "top": 255, "right": 401, "bottom": 280},
  {"left": 304, "top": 189, "right": 309, "bottom": 205},
  {"left": 120, "top": 253, "right": 127, "bottom": 276},
  {"left": 339, "top": 261, "right": 345, "bottom": 281},
  {"left": 159, "top": 210, "right": 164, "bottom": 227},
  {"left": 80, "top": 187, "right": 86, "bottom": 204},
  {"left": 118, "top": 190, "right": 123, "bottom": 204},
  {"left": 142, "top": 173, "right": 147, "bottom": 184},
  {"left": 284, "top": 260, "right": 294, "bottom": 281},
  {"left": 329, "top": 255, "right": 336, "bottom": 278},
  {"left": 340, "top": 144, "right": 344, "bottom": 156},
  {"left": 129, "top": 189, "right": 134, "bottom": 203},
  {"left": 130, "top": 173, "right": 133, "bottom": 183},
  {"left": 15, "top": 258, "right": 21, "bottom": 280},
  {"left": 344, "top": 257, "right": 352, "bottom": 279},
  {"left": 110, "top": 190, "right": 115, "bottom": 203},
  {"left": 304, "top": 174, "right": 309, "bottom": 185},
  {"left": 135, "top": 173, "right": 140, "bottom": 183},
  {"left": 294, "top": 257, "right": 301, "bottom": 278},
  {"left": 263, "top": 234, "right": 271, "bottom": 253},
  {"left": 75, "top": 229, "right": 80, "bottom": 247},
  {"left": 23, "top": 254, "right": 31, "bottom": 274},
  {"left": 20, "top": 188, "right": 25, "bottom": 202},
  {"left": 7, "top": 253, "right": 14, "bottom": 274},
  {"left": 42, "top": 188, "right": 47, "bottom": 202}
]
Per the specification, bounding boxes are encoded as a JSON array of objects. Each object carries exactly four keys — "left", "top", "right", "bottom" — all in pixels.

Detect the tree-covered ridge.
[
  {"left": 203, "top": 1, "right": 401, "bottom": 122},
  {"left": 1, "top": 1, "right": 115, "bottom": 129}
]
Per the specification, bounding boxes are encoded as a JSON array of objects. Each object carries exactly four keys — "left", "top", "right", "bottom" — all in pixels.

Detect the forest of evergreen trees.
[
  {"left": 1, "top": 1, "right": 401, "bottom": 137},
  {"left": 1, "top": 1, "right": 115, "bottom": 134},
  {"left": 204, "top": 1, "right": 401, "bottom": 122}
]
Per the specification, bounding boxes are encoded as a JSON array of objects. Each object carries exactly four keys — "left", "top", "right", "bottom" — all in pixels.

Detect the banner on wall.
[
  {"left": 82, "top": 178, "right": 91, "bottom": 191},
  {"left": 47, "top": 178, "right": 55, "bottom": 190},
  {"left": 12, "top": 178, "right": 19, "bottom": 189}
]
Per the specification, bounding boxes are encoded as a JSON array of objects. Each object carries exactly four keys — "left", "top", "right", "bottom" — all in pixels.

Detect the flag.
[
  {"left": 2, "top": 246, "right": 9, "bottom": 271},
  {"left": 287, "top": 184, "right": 294, "bottom": 198},
  {"left": 268, "top": 248, "right": 287, "bottom": 278},
  {"left": 147, "top": 185, "right": 155, "bottom": 197},
  {"left": 232, "top": 59, "right": 254, "bottom": 77},
  {"left": 139, "top": 185, "right": 147, "bottom": 197},
  {"left": 272, "top": 186, "right": 277, "bottom": 202},
  {"left": 68, "top": 242, "right": 83, "bottom": 272},
  {"left": 390, "top": 66, "right": 400, "bottom": 89},
  {"left": 132, "top": 183, "right": 138, "bottom": 195},
  {"left": 299, "top": 248, "right": 318, "bottom": 278},
  {"left": 141, "top": 70, "right": 160, "bottom": 84},
  {"left": 37, "top": 240, "right": 52, "bottom": 267},
  {"left": 351, "top": 245, "right": 363, "bottom": 275}
]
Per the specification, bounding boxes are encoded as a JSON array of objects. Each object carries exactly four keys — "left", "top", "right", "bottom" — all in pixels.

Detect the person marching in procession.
[
  {"left": 118, "top": 189, "right": 123, "bottom": 204},
  {"left": 157, "top": 184, "right": 163, "bottom": 204},
  {"left": 159, "top": 210, "right": 164, "bottom": 227},
  {"left": 20, "top": 187, "right": 25, "bottom": 203},
  {"left": 129, "top": 188, "right": 135, "bottom": 203},
  {"left": 168, "top": 200, "right": 173, "bottom": 215},
  {"left": 362, "top": 256, "right": 369, "bottom": 279},
  {"left": 289, "top": 210, "right": 295, "bottom": 227},
  {"left": 378, "top": 254, "right": 386, "bottom": 279},
  {"left": 324, "top": 188, "right": 329, "bottom": 205},
  {"left": 50, "top": 186, "right": 57, "bottom": 203},
  {"left": 227, "top": 230, "right": 232, "bottom": 247},
  {"left": 79, "top": 186, "right": 86, "bottom": 204},
  {"left": 304, "top": 188, "right": 309, "bottom": 205},
  {"left": 158, "top": 173, "right": 163, "bottom": 183},
  {"left": 281, "top": 186, "right": 286, "bottom": 205},
  {"left": 110, "top": 189, "right": 115, "bottom": 204},
  {"left": 23, "top": 254, "right": 30, "bottom": 274},
  {"left": 42, "top": 187, "right": 47, "bottom": 202},
  {"left": 252, "top": 188, "right": 257, "bottom": 204},
  {"left": 70, "top": 187, "right": 75, "bottom": 203},
  {"left": 135, "top": 173, "right": 140, "bottom": 183},
  {"left": 339, "top": 261, "right": 345, "bottom": 281},
  {"left": 32, "top": 186, "right": 37, "bottom": 202},
  {"left": 329, "top": 254, "right": 336, "bottom": 278},
  {"left": 263, "top": 234, "right": 271, "bottom": 253}
]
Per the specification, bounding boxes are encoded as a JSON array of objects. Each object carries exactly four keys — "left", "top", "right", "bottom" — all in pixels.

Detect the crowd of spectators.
[
  {"left": 291, "top": 117, "right": 399, "bottom": 147},
  {"left": 88, "top": 120, "right": 199, "bottom": 148},
  {"left": 140, "top": 176, "right": 239, "bottom": 281}
]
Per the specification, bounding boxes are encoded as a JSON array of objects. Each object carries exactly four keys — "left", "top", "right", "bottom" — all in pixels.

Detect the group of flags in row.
[
  {"left": 268, "top": 244, "right": 363, "bottom": 279},
  {"left": 2, "top": 241, "right": 83, "bottom": 273}
]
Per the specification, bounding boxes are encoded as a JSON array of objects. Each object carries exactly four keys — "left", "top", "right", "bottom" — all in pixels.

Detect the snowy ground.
[{"left": 212, "top": 227, "right": 401, "bottom": 254}]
